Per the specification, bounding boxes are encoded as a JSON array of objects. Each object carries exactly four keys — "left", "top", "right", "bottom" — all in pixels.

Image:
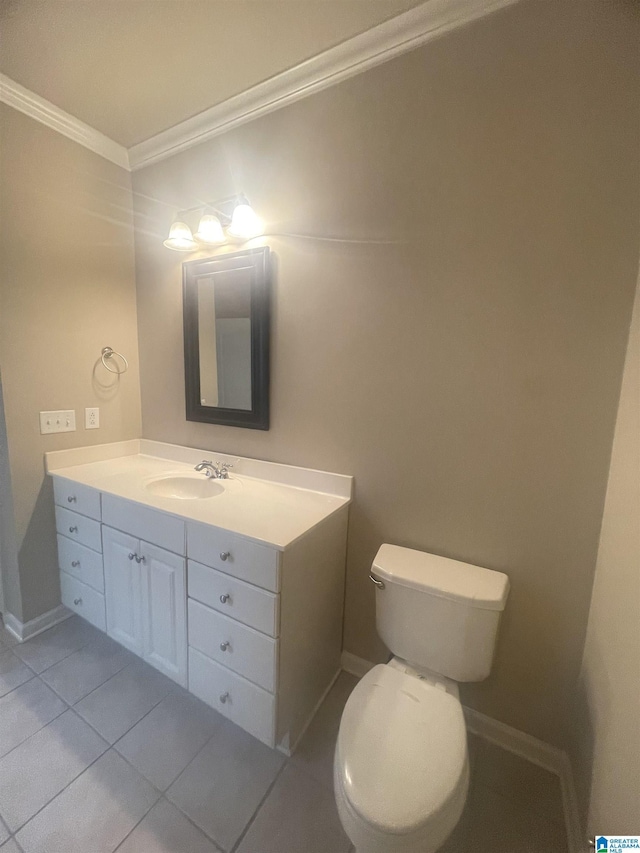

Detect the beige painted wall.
[
  {"left": 573, "top": 275, "right": 640, "bottom": 832},
  {"left": 0, "top": 105, "right": 142, "bottom": 622},
  {"left": 132, "top": 0, "right": 640, "bottom": 747}
]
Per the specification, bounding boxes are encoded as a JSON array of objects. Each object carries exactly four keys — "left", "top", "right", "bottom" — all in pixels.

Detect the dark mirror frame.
[{"left": 183, "top": 246, "right": 271, "bottom": 430}]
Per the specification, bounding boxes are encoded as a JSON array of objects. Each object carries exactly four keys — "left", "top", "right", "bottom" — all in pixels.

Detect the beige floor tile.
[
  {"left": 74, "top": 660, "right": 176, "bottom": 743},
  {"left": 0, "top": 839, "right": 21, "bottom": 852},
  {"left": 12, "top": 617, "right": 100, "bottom": 674},
  {"left": 291, "top": 672, "right": 357, "bottom": 790},
  {"left": 463, "top": 783, "right": 568, "bottom": 852},
  {"left": 0, "top": 679, "right": 66, "bottom": 760},
  {"left": 116, "top": 799, "right": 222, "bottom": 853},
  {"left": 0, "top": 818, "right": 8, "bottom": 845},
  {"left": 16, "top": 750, "right": 160, "bottom": 853},
  {"left": 167, "top": 719, "right": 285, "bottom": 851},
  {"left": 0, "top": 651, "right": 33, "bottom": 699},
  {"left": 40, "top": 633, "right": 134, "bottom": 705},
  {"left": 114, "top": 690, "right": 222, "bottom": 790},
  {"left": 0, "top": 709, "right": 108, "bottom": 832},
  {"left": 475, "top": 739, "right": 565, "bottom": 826},
  {"left": 236, "top": 763, "right": 351, "bottom": 853}
]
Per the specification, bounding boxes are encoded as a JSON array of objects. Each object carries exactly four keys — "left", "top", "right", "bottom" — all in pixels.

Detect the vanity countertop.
[{"left": 45, "top": 439, "right": 353, "bottom": 550}]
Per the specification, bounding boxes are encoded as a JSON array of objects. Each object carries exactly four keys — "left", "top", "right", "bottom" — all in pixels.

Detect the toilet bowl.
[
  {"left": 334, "top": 663, "right": 469, "bottom": 853},
  {"left": 334, "top": 544, "right": 510, "bottom": 853}
]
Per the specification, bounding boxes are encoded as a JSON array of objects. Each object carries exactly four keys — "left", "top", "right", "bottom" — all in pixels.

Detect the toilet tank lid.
[{"left": 372, "top": 544, "right": 510, "bottom": 610}]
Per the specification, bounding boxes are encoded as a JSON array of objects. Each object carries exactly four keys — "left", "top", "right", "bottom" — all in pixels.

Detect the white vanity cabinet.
[
  {"left": 48, "top": 442, "right": 352, "bottom": 754},
  {"left": 186, "top": 509, "right": 349, "bottom": 751},
  {"left": 54, "top": 479, "right": 106, "bottom": 631},
  {"left": 101, "top": 501, "right": 188, "bottom": 688}
]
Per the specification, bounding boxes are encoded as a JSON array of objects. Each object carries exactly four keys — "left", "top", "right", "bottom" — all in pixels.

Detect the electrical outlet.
[
  {"left": 39, "top": 410, "right": 76, "bottom": 435},
  {"left": 85, "top": 407, "right": 100, "bottom": 429}
]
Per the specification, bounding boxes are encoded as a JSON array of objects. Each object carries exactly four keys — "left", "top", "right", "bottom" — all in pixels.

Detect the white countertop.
[{"left": 46, "top": 440, "right": 353, "bottom": 550}]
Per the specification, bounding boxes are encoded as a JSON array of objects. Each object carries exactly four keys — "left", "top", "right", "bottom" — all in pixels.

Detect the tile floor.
[{"left": 0, "top": 615, "right": 569, "bottom": 853}]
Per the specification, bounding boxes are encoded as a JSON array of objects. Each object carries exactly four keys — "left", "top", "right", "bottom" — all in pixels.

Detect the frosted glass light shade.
[
  {"left": 163, "top": 220, "right": 198, "bottom": 251},
  {"left": 195, "top": 214, "right": 225, "bottom": 244},
  {"left": 227, "top": 202, "right": 263, "bottom": 240}
]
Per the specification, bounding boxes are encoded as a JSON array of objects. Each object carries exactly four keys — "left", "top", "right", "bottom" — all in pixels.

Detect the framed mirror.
[{"left": 183, "top": 247, "right": 271, "bottom": 430}]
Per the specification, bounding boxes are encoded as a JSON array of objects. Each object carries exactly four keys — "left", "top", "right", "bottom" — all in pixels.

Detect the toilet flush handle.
[{"left": 369, "top": 573, "right": 385, "bottom": 590}]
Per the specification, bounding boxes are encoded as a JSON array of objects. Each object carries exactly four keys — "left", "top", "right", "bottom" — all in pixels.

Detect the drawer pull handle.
[
  {"left": 71, "top": 560, "right": 80, "bottom": 568},
  {"left": 219, "top": 692, "right": 230, "bottom": 704},
  {"left": 135, "top": 555, "right": 146, "bottom": 564},
  {"left": 67, "top": 496, "right": 77, "bottom": 503},
  {"left": 220, "top": 594, "right": 230, "bottom": 604},
  {"left": 220, "top": 641, "right": 230, "bottom": 652},
  {"left": 69, "top": 526, "right": 78, "bottom": 533},
  {"left": 73, "top": 598, "right": 82, "bottom": 606},
  {"left": 220, "top": 551, "right": 231, "bottom": 562},
  {"left": 128, "top": 553, "right": 136, "bottom": 561}
]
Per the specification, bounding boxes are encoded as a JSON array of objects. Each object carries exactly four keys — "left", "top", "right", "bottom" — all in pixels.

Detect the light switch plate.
[
  {"left": 39, "top": 410, "right": 76, "bottom": 434},
  {"left": 85, "top": 407, "right": 100, "bottom": 429}
]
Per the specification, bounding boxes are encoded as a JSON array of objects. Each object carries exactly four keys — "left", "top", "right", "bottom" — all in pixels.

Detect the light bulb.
[
  {"left": 163, "top": 220, "right": 198, "bottom": 251},
  {"left": 227, "top": 202, "right": 263, "bottom": 240},
  {"left": 195, "top": 214, "right": 225, "bottom": 244}
]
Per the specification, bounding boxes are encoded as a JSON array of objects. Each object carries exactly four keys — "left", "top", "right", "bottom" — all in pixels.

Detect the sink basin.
[{"left": 145, "top": 475, "right": 225, "bottom": 500}]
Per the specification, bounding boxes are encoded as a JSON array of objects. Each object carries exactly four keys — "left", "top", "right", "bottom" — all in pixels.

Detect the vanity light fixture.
[
  {"left": 194, "top": 213, "right": 225, "bottom": 245},
  {"left": 163, "top": 220, "right": 198, "bottom": 251},
  {"left": 163, "top": 195, "right": 263, "bottom": 252}
]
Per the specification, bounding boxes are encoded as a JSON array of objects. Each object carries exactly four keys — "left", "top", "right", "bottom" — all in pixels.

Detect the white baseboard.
[
  {"left": 464, "top": 707, "right": 584, "bottom": 853},
  {"left": 3, "top": 604, "right": 73, "bottom": 642},
  {"left": 341, "top": 651, "right": 377, "bottom": 679},
  {"left": 341, "top": 651, "right": 583, "bottom": 853}
]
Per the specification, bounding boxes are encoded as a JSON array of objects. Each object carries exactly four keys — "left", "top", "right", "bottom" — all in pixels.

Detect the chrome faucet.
[{"left": 194, "top": 460, "right": 233, "bottom": 479}]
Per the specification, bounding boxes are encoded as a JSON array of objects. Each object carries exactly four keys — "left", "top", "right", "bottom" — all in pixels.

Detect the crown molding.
[
  {"left": 1, "top": 0, "right": 520, "bottom": 173},
  {"left": 0, "top": 73, "right": 130, "bottom": 170},
  {"left": 128, "top": 0, "right": 520, "bottom": 171}
]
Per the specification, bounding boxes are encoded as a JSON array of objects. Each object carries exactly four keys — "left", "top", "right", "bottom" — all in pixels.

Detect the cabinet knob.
[
  {"left": 128, "top": 552, "right": 136, "bottom": 561},
  {"left": 67, "top": 495, "right": 77, "bottom": 503},
  {"left": 73, "top": 598, "right": 82, "bottom": 606},
  {"left": 71, "top": 560, "right": 80, "bottom": 568},
  {"left": 69, "top": 526, "right": 78, "bottom": 533},
  {"left": 219, "top": 692, "right": 230, "bottom": 704},
  {"left": 219, "top": 551, "right": 230, "bottom": 562},
  {"left": 220, "top": 641, "right": 230, "bottom": 652},
  {"left": 135, "top": 555, "right": 146, "bottom": 564},
  {"left": 220, "top": 594, "right": 230, "bottom": 604}
]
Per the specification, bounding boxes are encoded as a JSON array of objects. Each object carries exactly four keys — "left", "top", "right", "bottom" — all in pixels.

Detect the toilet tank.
[{"left": 371, "top": 544, "right": 510, "bottom": 682}]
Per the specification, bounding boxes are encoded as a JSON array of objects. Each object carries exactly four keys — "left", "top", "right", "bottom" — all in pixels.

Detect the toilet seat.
[{"left": 334, "top": 664, "right": 469, "bottom": 853}]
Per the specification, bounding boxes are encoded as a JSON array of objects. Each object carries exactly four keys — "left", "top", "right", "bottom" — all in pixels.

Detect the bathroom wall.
[
  {"left": 572, "top": 274, "right": 640, "bottom": 832},
  {"left": 0, "top": 376, "right": 21, "bottom": 618},
  {"left": 0, "top": 105, "right": 142, "bottom": 623},
  {"left": 132, "top": 0, "right": 640, "bottom": 747}
]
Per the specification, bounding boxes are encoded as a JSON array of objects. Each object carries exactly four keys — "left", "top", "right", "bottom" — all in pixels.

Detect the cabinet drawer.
[
  {"left": 102, "top": 495, "right": 185, "bottom": 555},
  {"left": 187, "top": 522, "right": 279, "bottom": 592},
  {"left": 57, "top": 535, "right": 104, "bottom": 593},
  {"left": 53, "top": 478, "right": 101, "bottom": 521},
  {"left": 188, "top": 599, "right": 277, "bottom": 692},
  {"left": 189, "top": 647, "right": 275, "bottom": 747},
  {"left": 55, "top": 506, "right": 102, "bottom": 552},
  {"left": 60, "top": 571, "right": 106, "bottom": 631},
  {"left": 188, "top": 560, "right": 279, "bottom": 638}
]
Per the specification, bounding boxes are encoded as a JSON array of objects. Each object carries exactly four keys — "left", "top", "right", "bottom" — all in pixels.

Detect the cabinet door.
[
  {"left": 103, "top": 526, "right": 143, "bottom": 655},
  {"left": 140, "top": 542, "right": 187, "bottom": 687}
]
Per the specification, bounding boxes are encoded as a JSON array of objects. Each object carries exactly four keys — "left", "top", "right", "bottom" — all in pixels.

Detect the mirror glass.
[
  {"left": 197, "top": 269, "right": 252, "bottom": 410},
  {"left": 183, "top": 247, "right": 270, "bottom": 430}
]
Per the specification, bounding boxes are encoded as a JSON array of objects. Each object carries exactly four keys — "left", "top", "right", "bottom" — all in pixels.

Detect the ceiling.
[{"left": 0, "top": 0, "right": 423, "bottom": 147}]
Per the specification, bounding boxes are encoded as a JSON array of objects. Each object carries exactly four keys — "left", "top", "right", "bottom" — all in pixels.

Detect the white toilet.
[{"left": 334, "top": 544, "right": 510, "bottom": 853}]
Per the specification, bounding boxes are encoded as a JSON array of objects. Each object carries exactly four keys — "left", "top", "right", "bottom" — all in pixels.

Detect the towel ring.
[{"left": 101, "top": 347, "right": 128, "bottom": 375}]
